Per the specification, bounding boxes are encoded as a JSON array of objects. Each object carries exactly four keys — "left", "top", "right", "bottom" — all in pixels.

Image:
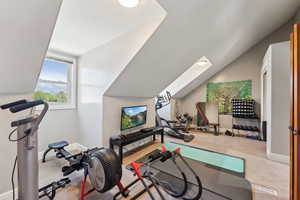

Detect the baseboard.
[
  {"left": 0, "top": 190, "right": 15, "bottom": 200},
  {"left": 0, "top": 143, "right": 87, "bottom": 200},
  {"left": 267, "top": 152, "right": 289, "bottom": 164}
]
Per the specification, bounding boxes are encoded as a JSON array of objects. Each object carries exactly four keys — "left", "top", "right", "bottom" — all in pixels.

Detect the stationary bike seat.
[{"left": 48, "top": 141, "right": 69, "bottom": 149}]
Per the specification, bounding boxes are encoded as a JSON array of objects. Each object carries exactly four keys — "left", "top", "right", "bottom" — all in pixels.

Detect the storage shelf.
[
  {"left": 232, "top": 128, "right": 260, "bottom": 132},
  {"left": 232, "top": 125, "right": 259, "bottom": 131},
  {"left": 232, "top": 115, "right": 259, "bottom": 120}
]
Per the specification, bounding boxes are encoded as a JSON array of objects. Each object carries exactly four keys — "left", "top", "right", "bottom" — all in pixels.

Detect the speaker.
[{"left": 262, "top": 121, "right": 267, "bottom": 141}]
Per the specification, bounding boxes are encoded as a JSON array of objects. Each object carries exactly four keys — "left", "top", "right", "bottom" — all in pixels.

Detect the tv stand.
[{"left": 109, "top": 127, "right": 164, "bottom": 163}]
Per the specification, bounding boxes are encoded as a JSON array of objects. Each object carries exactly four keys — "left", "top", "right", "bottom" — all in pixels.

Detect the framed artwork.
[{"left": 207, "top": 80, "right": 252, "bottom": 114}]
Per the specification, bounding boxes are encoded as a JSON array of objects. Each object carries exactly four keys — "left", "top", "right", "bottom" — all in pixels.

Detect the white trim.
[
  {"left": 261, "top": 47, "right": 272, "bottom": 156},
  {"left": 35, "top": 51, "right": 77, "bottom": 110},
  {"left": 267, "top": 151, "right": 289, "bottom": 164}
]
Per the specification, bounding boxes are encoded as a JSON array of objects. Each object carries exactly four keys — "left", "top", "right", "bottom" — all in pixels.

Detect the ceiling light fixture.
[{"left": 118, "top": 0, "right": 140, "bottom": 8}]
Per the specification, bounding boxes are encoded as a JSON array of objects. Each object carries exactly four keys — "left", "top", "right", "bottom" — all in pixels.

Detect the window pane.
[
  {"left": 39, "top": 60, "right": 69, "bottom": 82},
  {"left": 34, "top": 59, "right": 69, "bottom": 103}
]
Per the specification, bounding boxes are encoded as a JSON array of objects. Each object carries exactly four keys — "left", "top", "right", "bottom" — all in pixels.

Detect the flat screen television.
[{"left": 121, "top": 105, "right": 147, "bottom": 130}]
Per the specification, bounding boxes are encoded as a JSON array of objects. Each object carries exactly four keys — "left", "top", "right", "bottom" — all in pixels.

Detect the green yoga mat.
[{"left": 161, "top": 142, "right": 245, "bottom": 176}]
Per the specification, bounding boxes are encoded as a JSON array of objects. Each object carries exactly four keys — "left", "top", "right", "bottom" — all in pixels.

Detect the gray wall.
[
  {"left": 262, "top": 42, "right": 290, "bottom": 160},
  {"left": 179, "top": 17, "right": 295, "bottom": 129},
  {"left": 295, "top": 8, "right": 300, "bottom": 22}
]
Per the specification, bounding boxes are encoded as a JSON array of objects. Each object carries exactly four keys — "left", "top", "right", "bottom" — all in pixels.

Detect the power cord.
[
  {"left": 12, "top": 156, "right": 17, "bottom": 200},
  {"left": 8, "top": 128, "right": 30, "bottom": 142}
]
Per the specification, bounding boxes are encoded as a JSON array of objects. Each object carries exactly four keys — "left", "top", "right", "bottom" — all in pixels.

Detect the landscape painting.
[
  {"left": 121, "top": 106, "right": 147, "bottom": 130},
  {"left": 207, "top": 80, "right": 252, "bottom": 114}
]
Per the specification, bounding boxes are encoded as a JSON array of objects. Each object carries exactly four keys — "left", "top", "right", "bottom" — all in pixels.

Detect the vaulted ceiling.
[
  {"left": 105, "top": 0, "right": 300, "bottom": 98},
  {"left": 49, "top": 0, "right": 165, "bottom": 56},
  {"left": 1, "top": 0, "right": 299, "bottom": 96},
  {"left": 0, "top": 0, "right": 165, "bottom": 95}
]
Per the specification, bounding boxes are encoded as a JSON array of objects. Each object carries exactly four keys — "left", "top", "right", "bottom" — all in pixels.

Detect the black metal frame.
[{"left": 110, "top": 127, "right": 164, "bottom": 162}]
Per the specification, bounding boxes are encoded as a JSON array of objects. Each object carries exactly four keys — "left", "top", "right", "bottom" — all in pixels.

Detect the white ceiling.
[
  {"left": 105, "top": 0, "right": 300, "bottom": 98},
  {"left": 49, "top": 0, "right": 165, "bottom": 56}
]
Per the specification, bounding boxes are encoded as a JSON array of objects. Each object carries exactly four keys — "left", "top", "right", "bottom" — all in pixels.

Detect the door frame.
[{"left": 290, "top": 23, "right": 300, "bottom": 200}]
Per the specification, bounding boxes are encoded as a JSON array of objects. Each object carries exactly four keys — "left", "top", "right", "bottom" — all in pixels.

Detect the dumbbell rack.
[{"left": 231, "top": 116, "right": 260, "bottom": 137}]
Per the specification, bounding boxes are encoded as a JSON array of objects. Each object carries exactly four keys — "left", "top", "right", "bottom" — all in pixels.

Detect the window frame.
[{"left": 35, "top": 52, "right": 77, "bottom": 110}]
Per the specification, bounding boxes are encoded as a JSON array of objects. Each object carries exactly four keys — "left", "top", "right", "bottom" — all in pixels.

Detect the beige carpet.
[{"left": 39, "top": 133, "right": 289, "bottom": 200}]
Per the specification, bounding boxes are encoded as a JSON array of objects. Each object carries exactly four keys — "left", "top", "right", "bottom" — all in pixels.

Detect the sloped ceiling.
[
  {"left": 0, "top": 0, "right": 62, "bottom": 94},
  {"left": 105, "top": 0, "right": 300, "bottom": 98},
  {"left": 49, "top": 0, "right": 165, "bottom": 56}
]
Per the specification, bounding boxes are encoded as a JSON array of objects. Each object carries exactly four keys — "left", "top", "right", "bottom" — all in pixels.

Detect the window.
[{"left": 33, "top": 54, "right": 76, "bottom": 109}]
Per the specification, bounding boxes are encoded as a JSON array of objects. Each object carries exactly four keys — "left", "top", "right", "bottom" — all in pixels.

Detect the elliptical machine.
[{"left": 155, "top": 92, "right": 194, "bottom": 142}]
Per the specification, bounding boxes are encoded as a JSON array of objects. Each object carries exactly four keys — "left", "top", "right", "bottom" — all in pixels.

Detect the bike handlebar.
[
  {"left": 10, "top": 100, "right": 44, "bottom": 113},
  {"left": 0, "top": 100, "right": 27, "bottom": 110}
]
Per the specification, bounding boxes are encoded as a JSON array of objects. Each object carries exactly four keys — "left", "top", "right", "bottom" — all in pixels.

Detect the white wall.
[
  {"left": 0, "top": 0, "right": 62, "bottom": 94},
  {"left": 78, "top": 20, "right": 164, "bottom": 148},
  {"left": 38, "top": 109, "right": 80, "bottom": 150},
  {"left": 102, "top": 97, "right": 156, "bottom": 147}
]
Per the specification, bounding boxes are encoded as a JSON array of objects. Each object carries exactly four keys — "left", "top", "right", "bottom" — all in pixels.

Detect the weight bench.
[
  {"left": 42, "top": 141, "right": 71, "bottom": 163},
  {"left": 43, "top": 141, "right": 102, "bottom": 177},
  {"left": 196, "top": 102, "right": 220, "bottom": 136}
]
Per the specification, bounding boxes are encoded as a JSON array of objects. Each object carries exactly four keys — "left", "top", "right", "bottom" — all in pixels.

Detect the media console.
[{"left": 109, "top": 127, "right": 164, "bottom": 162}]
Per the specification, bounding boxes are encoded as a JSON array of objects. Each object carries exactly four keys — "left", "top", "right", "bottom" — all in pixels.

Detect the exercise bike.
[
  {"left": 1, "top": 100, "right": 70, "bottom": 200},
  {"left": 1, "top": 100, "right": 129, "bottom": 200},
  {"left": 156, "top": 91, "right": 194, "bottom": 142}
]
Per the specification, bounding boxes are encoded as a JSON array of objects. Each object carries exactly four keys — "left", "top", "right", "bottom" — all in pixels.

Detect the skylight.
[{"left": 163, "top": 56, "right": 212, "bottom": 96}]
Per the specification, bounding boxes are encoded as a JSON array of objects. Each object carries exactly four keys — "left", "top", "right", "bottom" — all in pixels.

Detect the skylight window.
[{"left": 163, "top": 56, "right": 212, "bottom": 96}]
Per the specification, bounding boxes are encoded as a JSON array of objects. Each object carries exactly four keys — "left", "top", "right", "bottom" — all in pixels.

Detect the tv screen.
[{"left": 121, "top": 105, "right": 147, "bottom": 130}]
